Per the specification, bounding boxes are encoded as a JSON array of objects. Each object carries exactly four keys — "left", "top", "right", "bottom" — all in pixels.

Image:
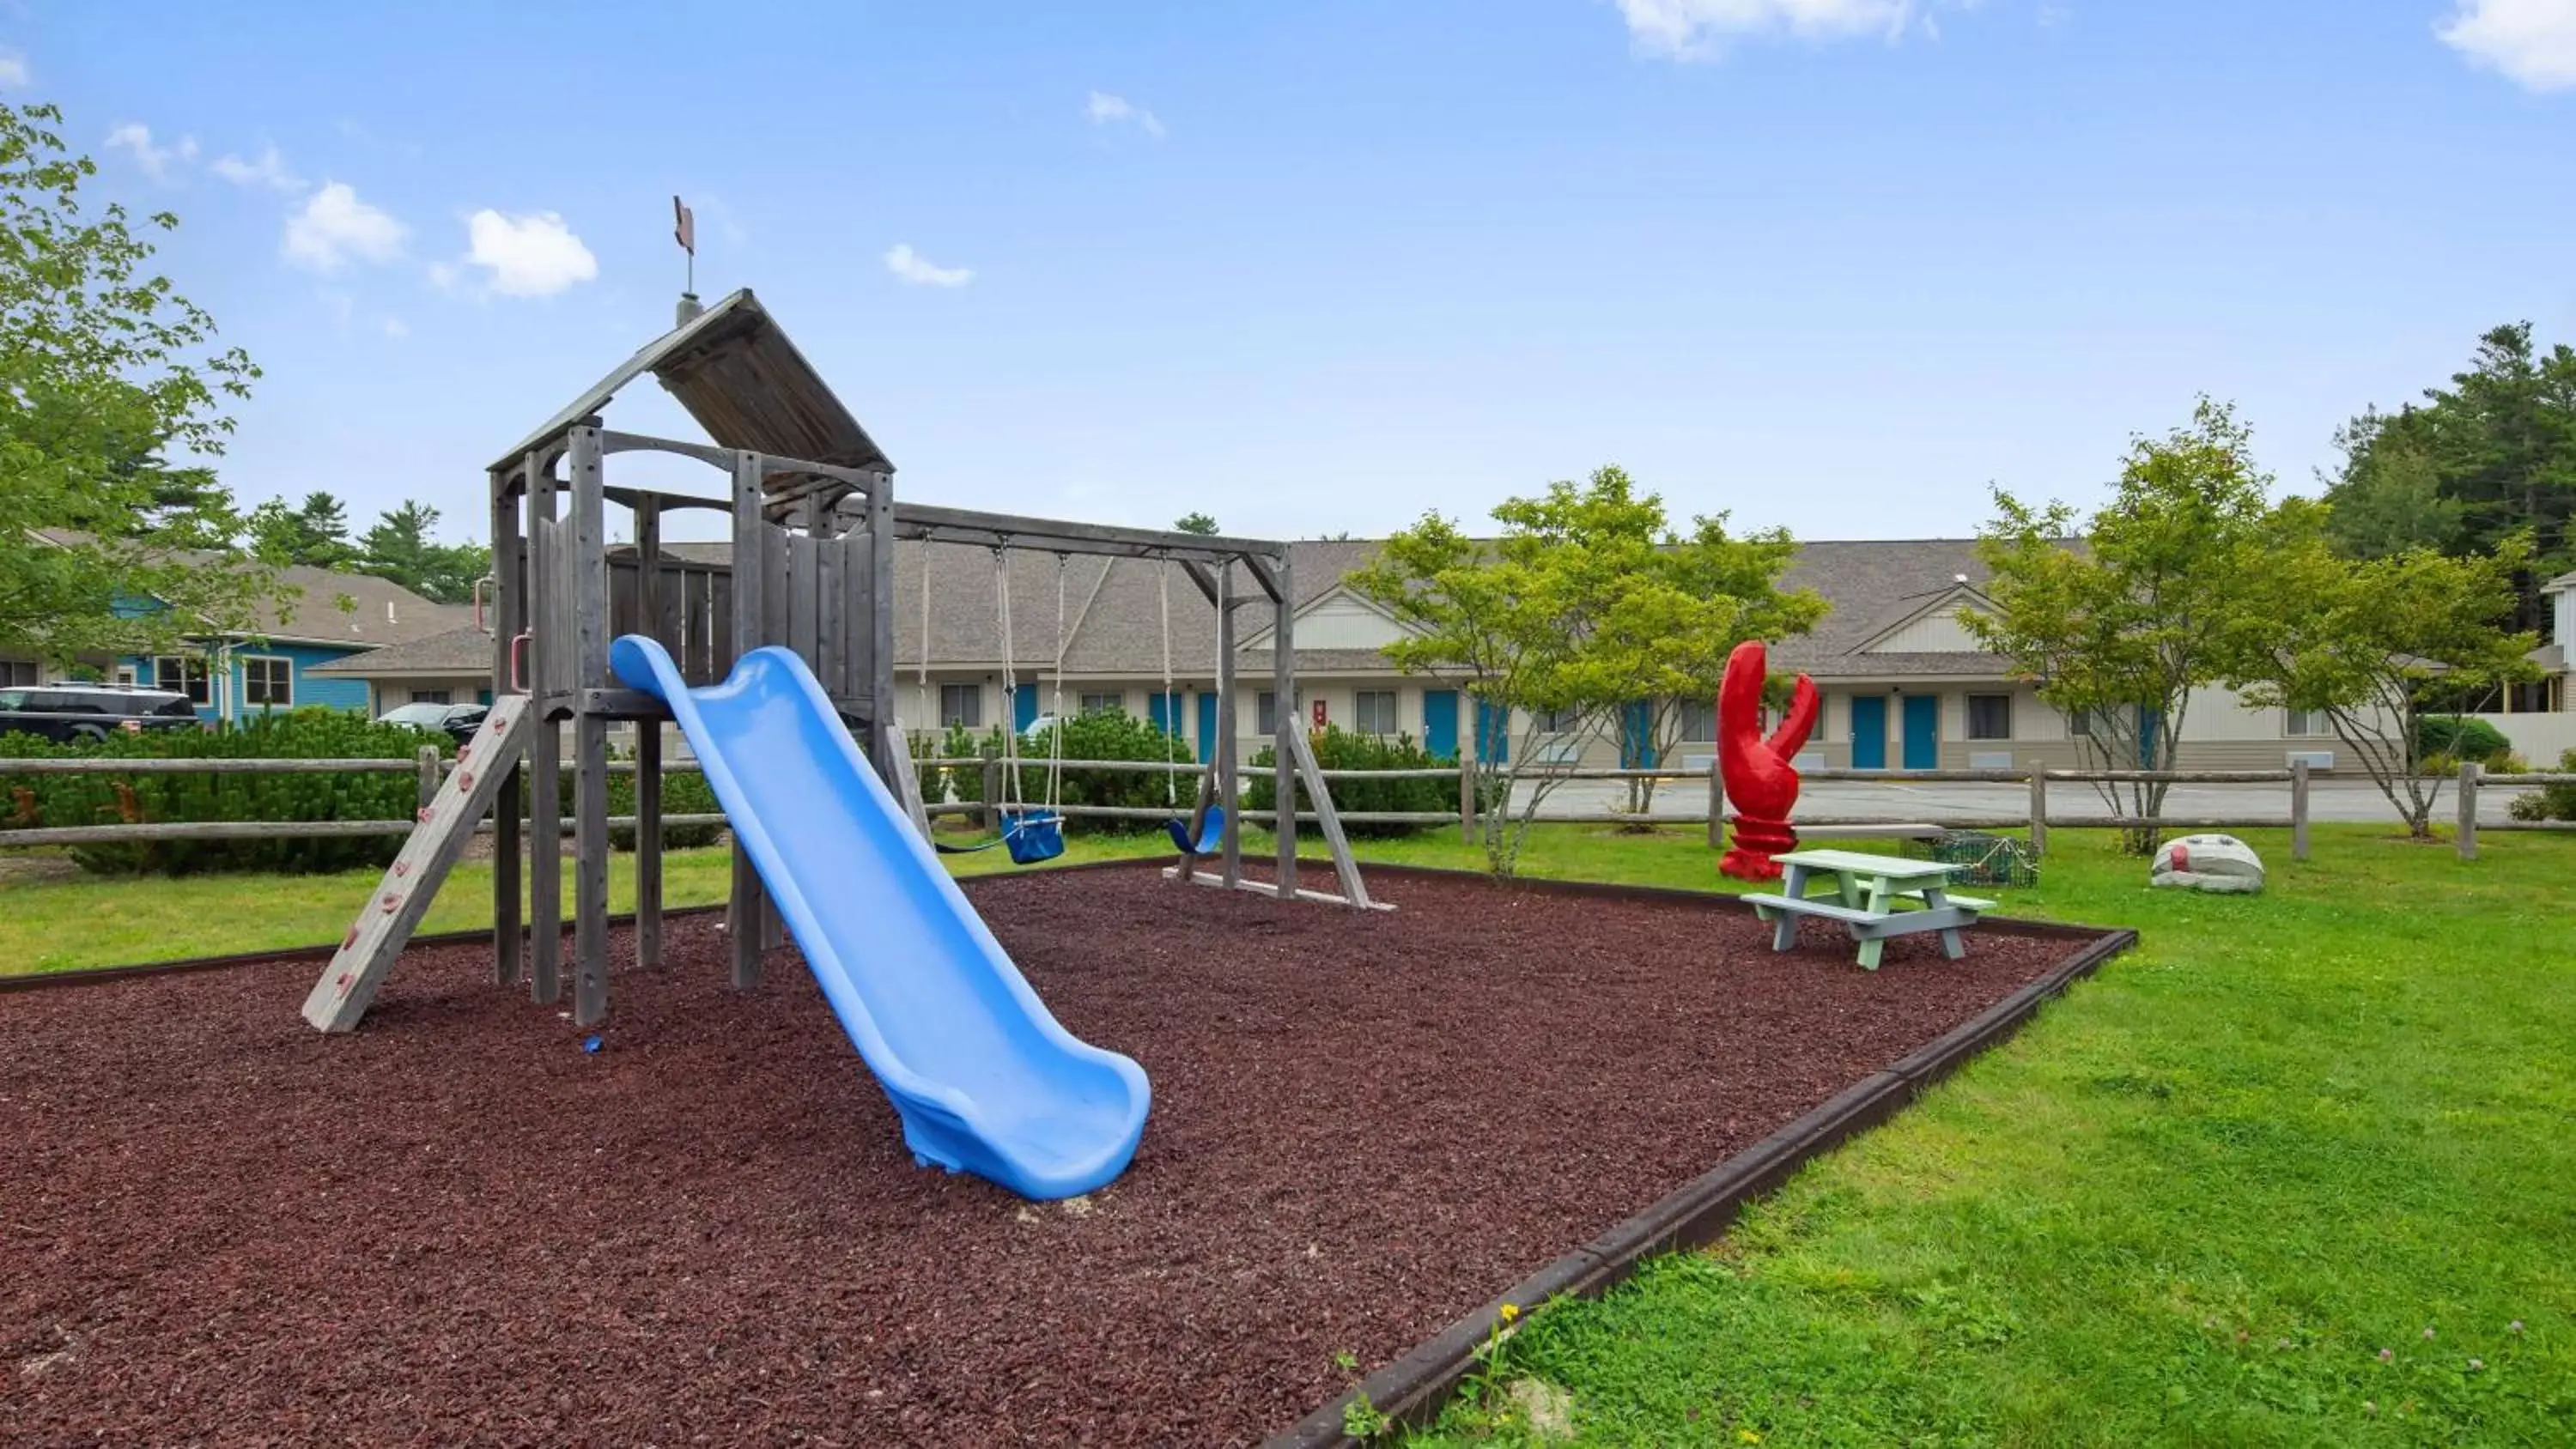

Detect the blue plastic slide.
[{"left": 611, "top": 635, "right": 1150, "bottom": 1200}]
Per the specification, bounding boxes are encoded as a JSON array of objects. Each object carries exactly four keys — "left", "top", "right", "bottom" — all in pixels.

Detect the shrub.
[
  {"left": 553, "top": 744, "right": 725, "bottom": 850},
  {"left": 2416, "top": 714, "right": 2512, "bottom": 766},
  {"left": 917, "top": 712, "right": 1196, "bottom": 834},
  {"left": 0, "top": 708, "right": 445, "bottom": 876},
  {"left": 2506, "top": 749, "right": 2576, "bottom": 822},
  {"left": 1244, "top": 725, "right": 1453, "bottom": 839}
]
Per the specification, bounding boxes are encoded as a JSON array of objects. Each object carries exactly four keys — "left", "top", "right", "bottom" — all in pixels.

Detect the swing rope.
[
  {"left": 1156, "top": 554, "right": 1177, "bottom": 809},
  {"left": 1047, "top": 553, "right": 1067, "bottom": 815},
  {"left": 993, "top": 543, "right": 1026, "bottom": 821}
]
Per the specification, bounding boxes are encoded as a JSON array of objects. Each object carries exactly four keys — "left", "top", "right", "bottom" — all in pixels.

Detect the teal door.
[
  {"left": 2138, "top": 705, "right": 2163, "bottom": 768},
  {"left": 1474, "top": 700, "right": 1510, "bottom": 764},
  {"left": 1013, "top": 684, "right": 1039, "bottom": 732},
  {"left": 1850, "top": 694, "right": 1887, "bottom": 769},
  {"left": 1195, "top": 692, "right": 1218, "bottom": 763},
  {"left": 1147, "top": 690, "right": 1182, "bottom": 737},
  {"left": 1619, "top": 700, "right": 1656, "bottom": 767},
  {"left": 1422, "top": 689, "right": 1459, "bottom": 760},
  {"left": 1901, "top": 694, "right": 1939, "bottom": 770}
]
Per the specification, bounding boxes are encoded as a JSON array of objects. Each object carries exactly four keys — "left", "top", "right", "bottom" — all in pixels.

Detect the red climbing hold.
[
  {"left": 380, "top": 892, "right": 401, "bottom": 913},
  {"left": 456, "top": 770, "right": 473, "bottom": 791},
  {"left": 416, "top": 806, "right": 434, "bottom": 823},
  {"left": 342, "top": 926, "right": 358, "bottom": 949},
  {"left": 335, "top": 972, "right": 354, "bottom": 996}
]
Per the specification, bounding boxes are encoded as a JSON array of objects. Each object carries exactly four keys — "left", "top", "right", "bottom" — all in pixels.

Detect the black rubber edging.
[{"left": 1261, "top": 882, "right": 2137, "bottom": 1449}]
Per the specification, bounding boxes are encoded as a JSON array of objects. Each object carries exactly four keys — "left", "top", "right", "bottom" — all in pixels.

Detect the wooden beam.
[
  {"left": 887, "top": 501, "right": 1288, "bottom": 565},
  {"left": 1177, "top": 559, "right": 1221, "bottom": 609},
  {"left": 568, "top": 427, "right": 612, "bottom": 1028},
  {"left": 1285, "top": 727, "right": 1376, "bottom": 909},
  {"left": 1162, "top": 865, "right": 1395, "bottom": 912},
  {"left": 526, "top": 448, "right": 562, "bottom": 1007},
  {"left": 489, "top": 470, "right": 523, "bottom": 987},
  {"left": 729, "top": 450, "right": 769, "bottom": 989},
  {"left": 635, "top": 494, "right": 665, "bottom": 969},
  {"left": 1239, "top": 552, "right": 1285, "bottom": 604}
]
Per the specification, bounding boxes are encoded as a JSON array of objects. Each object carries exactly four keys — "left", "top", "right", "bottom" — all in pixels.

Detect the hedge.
[
  {"left": 0, "top": 709, "right": 447, "bottom": 876},
  {"left": 2416, "top": 714, "right": 2512, "bottom": 766},
  {"left": 920, "top": 712, "right": 1195, "bottom": 834},
  {"left": 2507, "top": 749, "right": 2576, "bottom": 822},
  {"left": 1245, "top": 725, "right": 1452, "bottom": 838}
]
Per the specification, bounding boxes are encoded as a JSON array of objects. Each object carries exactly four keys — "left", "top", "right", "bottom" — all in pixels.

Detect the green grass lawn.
[{"left": 6, "top": 821, "right": 2573, "bottom": 1443}]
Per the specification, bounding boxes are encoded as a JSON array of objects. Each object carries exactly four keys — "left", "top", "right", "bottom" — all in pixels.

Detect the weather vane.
[{"left": 672, "top": 194, "right": 696, "bottom": 299}]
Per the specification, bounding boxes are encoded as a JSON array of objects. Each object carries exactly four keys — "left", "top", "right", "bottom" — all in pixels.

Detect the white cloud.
[
  {"left": 105, "top": 123, "right": 197, "bottom": 179},
  {"left": 380, "top": 315, "right": 410, "bottom": 339},
  {"left": 884, "top": 243, "right": 974, "bottom": 288},
  {"left": 462, "top": 209, "right": 598, "bottom": 297},
  {"left": 1613, "top": 0, "right": 1927, "bottom": 58},
  {"left": 425, "top": 259, "right": 461, "bottom": 292},
  {"left": 211, "top": 144, "right": 304, "bottom": 192},
  {"left": 2439, "top": 0, "right": 2576, "bottom": 91},
  {"left": 1085, "top": 89, "right": 1166, "bottom": 139},
  {"left": 0, "top": 51, "right": 28, "bottom": 88},
  {"left": 283, "top": 182, "right": 407, "bottom": 271}
]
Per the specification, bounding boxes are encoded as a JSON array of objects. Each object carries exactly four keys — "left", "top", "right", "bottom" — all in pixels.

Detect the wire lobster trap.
[{"left": 1921, "top": 829, "right": 2039, "bottom": 888}]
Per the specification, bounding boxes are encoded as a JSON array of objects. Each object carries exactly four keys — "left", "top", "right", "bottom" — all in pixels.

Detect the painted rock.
[{"left": 2151, "top": 834, "right": 2264, "bottom": 894}]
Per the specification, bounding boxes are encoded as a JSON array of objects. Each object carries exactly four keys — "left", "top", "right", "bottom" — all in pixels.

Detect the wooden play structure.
[{"left": 303, "top": 289, "right": 1375, "bottom": 1034}]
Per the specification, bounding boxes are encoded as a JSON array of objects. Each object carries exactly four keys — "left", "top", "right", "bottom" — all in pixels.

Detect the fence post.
[
  {"left": 416, "top": 745, "right": 442, "bottom": 814},
  {"left": 2290, "top": 756, "right": 2310, "bottom": 863},
  {"left": 982, "top": 757, "right": 1002, "bottom": 833},
  {"left": 2026, "top": 770, "right": 2047, "bottom": 858},
  {"left": 2457, "top": 761, "right": 2480, "bottom": 862},
  {"left": 1458, "top": 756, "right": 1476, "bottom": 846},
  {"left": 1706, "top": 760, "right": 1725, "bottom": 850}
]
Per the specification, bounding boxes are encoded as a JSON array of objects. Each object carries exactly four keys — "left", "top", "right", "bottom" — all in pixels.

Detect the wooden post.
[
  {"left": 416, "top": 745, "right": 442, "bottom": 814},
  {"left": 2027, "top": 770, "right": 2049, "bottom": 858},
  {"left": 868, "top": 471, "right": 900, "bottom": 791},
  {"left": 2457, "top": 761, "right": 2480, "bottom": 862},
  {"left": 1458, "top": 752, "right": 1476, "bottom": 846},
  {"left": 568, "top": 426, "right": 611, "bottom": 1029},
  {"left": 728, "top": 449, "right": 768, "bottom": 990},
  {"left": 526, "top": 447, "right": 562, "bottom": 1007},
  {"left": 489, "top": 470, "right": 523, "bottom": 988},
  {"left": 1285, "top": 727, "right": 1375, "bottom": 908},
  {"left": 982, "top": 756, "right": 1003, "bottom": 833},
  {"left": 1273, "top": 549, "right": 1297, "bottom": 900},
  {"left": 1215, "top": 560, "right": 1242, "bottom": 887},
  {"left": 635, "top": 494, "right": 664, "bottom": 969},
  {"left": 2289, "top": 756, "right": 2310, "bottom": 863},
  {"left": 1706, "top": 757, "right": 1724, "bottom": 850}
]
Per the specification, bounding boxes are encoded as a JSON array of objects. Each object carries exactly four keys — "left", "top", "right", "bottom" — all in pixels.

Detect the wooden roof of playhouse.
[{"left": 493, "top": 288, "right": 894, "bottom": 504}]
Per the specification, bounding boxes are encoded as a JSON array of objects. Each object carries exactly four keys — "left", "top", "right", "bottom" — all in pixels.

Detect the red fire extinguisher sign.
[{"left": 1311, "top": 698, "right": 1328, "bottom": 729}]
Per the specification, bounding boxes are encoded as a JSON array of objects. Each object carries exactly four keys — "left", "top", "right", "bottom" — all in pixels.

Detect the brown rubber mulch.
[{"left": 3, "top": 864, "right": 2087, "bottom": 1447}]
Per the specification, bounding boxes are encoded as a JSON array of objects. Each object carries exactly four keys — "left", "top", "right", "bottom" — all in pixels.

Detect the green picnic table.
[{"left": 1741, "top": 848, "right": 1996, "bottom": 969}]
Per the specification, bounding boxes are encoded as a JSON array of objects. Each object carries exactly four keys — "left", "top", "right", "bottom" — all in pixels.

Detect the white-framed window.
[
  {"left": 0, "top": 660, "right": 38, "bottom": 688},
  {"left": 1256, "top": 691, "right": 1279, "bottom": 737},
  {"left": 939, "top": 682, "right": 982, "bottom": 729},
  {"left": 154, "top": 656, "right": 212, "bottom": 705},
  {"left": 241, "top": 655, "right": 293, "bottom": 708},
  {"left": 2285, "top": 708, "right": 2333, "bottom": 737},
  {"left": 1354, "top": 689, "right": 1399, "bottom": 736},
  {"left": 1078, "top": 691, "right": 1124, "bottom": 716},
  {"left": 1532, "top": 705, "right": 1581, "bottom": 733},
  {"left": 112, "top": 665, "right": 137, "bottom": 686},
  {"left": 1678, "top": 698, "right": 1716, "bottom": 741},
  {"left": 410, "top": 688, "right": 453, "bottom": 706},
  {"left": 1965, "top": 693, "right": 2012, "bottom": 741},
  {"left": 2068, "top": 706, "right": 2097, "bottom": 737}
]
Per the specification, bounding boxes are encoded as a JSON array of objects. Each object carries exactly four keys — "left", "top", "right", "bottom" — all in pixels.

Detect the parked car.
[
  {"left": 377, "top": 700, "right": 489, "bottom": 743},
  {"left": 0, "top": 684, "right": 204, "bottom": 744}
]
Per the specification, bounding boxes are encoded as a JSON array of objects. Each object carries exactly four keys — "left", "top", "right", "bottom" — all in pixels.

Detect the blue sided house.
[{"left": 111, "top": 565, "right": 476, "bottom": 726}]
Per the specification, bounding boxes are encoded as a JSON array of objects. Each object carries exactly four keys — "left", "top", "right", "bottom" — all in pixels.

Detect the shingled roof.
[{"left": 318, "top": 537, "right": 2026, "bottom": 684}]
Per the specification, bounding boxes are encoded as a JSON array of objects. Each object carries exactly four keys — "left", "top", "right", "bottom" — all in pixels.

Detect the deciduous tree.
[
  {"left": 1965, "top": 399, "right": 2298, "bottom": 852},
  {"left": 0, "top": 100, "right": 278, "bottom": 663}
]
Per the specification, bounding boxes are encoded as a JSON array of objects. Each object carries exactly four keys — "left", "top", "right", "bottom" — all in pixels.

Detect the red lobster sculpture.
[{"left": 1716, "top": 640, "right": 1819, "bottom": 882}]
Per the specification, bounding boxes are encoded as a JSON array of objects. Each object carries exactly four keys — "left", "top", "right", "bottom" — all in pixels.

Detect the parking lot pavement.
[{"left": 1516, "top": 775, "right": 2538, "bottom": 826}]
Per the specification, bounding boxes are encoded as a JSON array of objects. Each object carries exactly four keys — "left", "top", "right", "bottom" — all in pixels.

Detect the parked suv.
[
  {"left": 0, "top": 684, "right": 204, "bottom": 744},
  {"left": 377, "top": 700, "right": 489, "bottom": 744}
]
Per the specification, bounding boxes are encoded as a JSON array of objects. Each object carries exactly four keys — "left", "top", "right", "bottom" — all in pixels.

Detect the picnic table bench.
[{"left": 1741, "top": 848, "right": 1995, "bottom": 969}]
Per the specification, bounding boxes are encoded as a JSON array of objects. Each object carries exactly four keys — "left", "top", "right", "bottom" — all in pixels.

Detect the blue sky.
[{"left": 7, "top": 1, "right": 2574, "bottom": 548}]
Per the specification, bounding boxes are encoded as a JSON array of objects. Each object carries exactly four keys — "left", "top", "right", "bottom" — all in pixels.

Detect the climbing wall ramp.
[{"left": 301, "top": 696, "right": 538, "bottom": 1033}]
